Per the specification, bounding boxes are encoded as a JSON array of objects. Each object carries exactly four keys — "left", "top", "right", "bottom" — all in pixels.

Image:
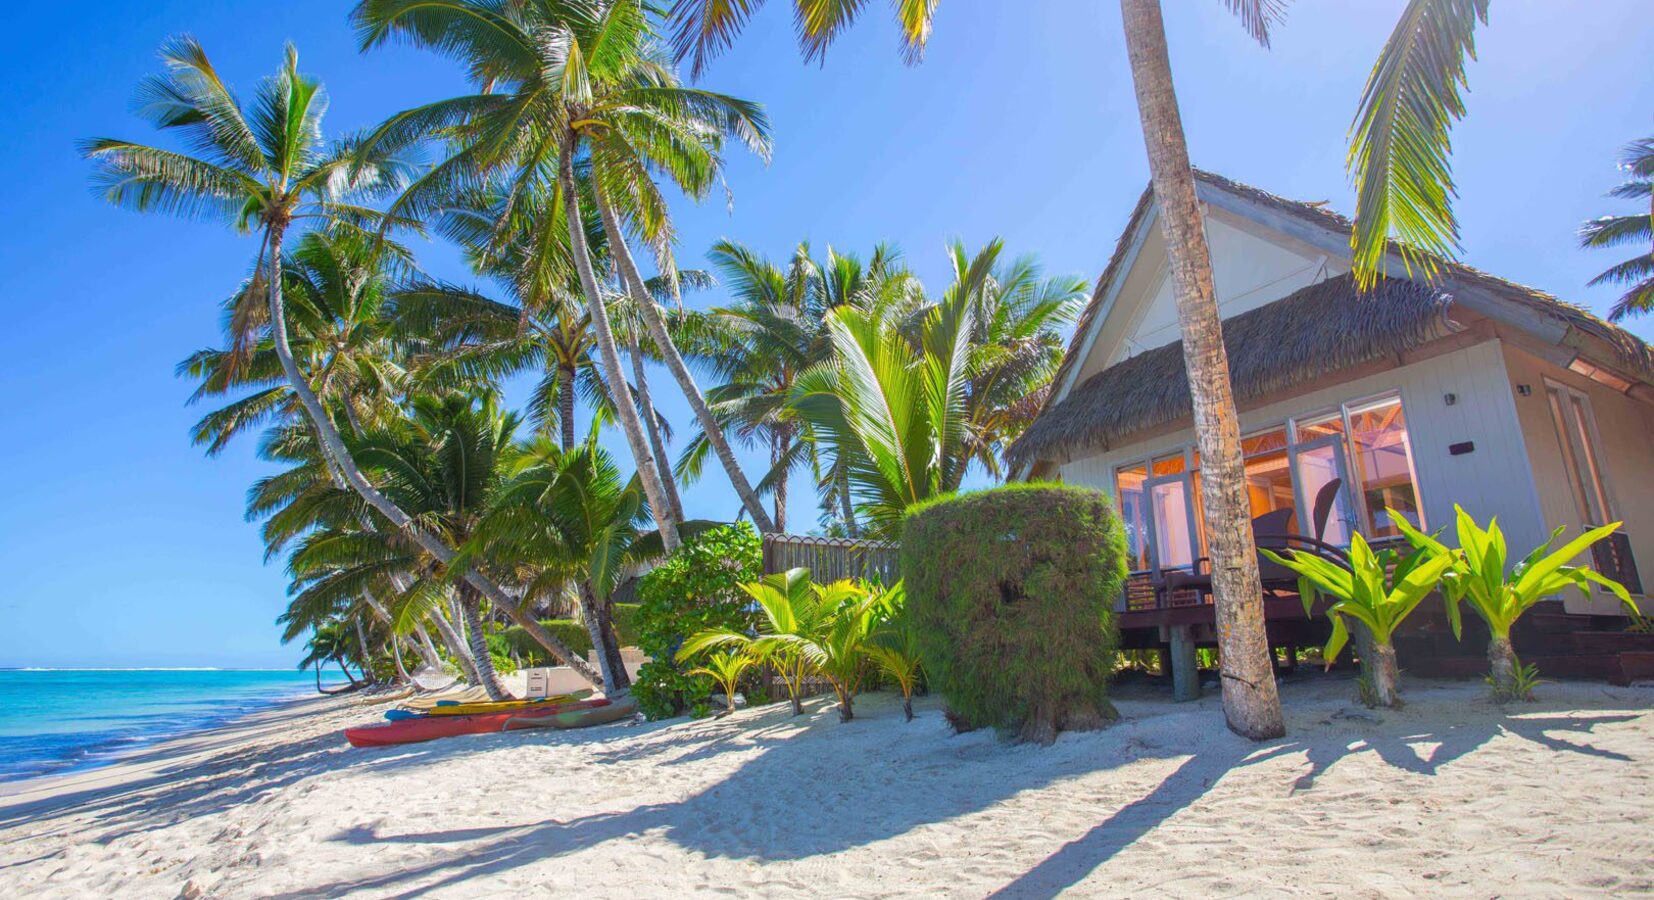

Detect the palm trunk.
[
  {"left": 580, "top": 583, "right": 630, "bottom": 696},
  {"left": 836, "top": 685, "right": 854, "bottom": 723},
  {"left": 773, "top": 430, "right": 789, "bottom": 534},
  {"left": 410, "top": 623, "right": 444, "bottom": 673},
  {"left": 337, "top": 658, "right": 359, "bottom": 685},
  {"left": 555, "top": 146, "right": 680, "bottom": 552},
  {"left": 1488, "top": 634, "right": 1521, "bottom": 699},
  {"left": 389, "top": 631, "right": 410, "bottom": 685},
  {"left": 260, "top": 222, "right": 601, "bottom": 686},
  {"left": 352, "top": 615, "right": 373, "bottom": 685},
  {"left": 456, "top": 582, "right": 510, "bottom": 701},
  {"left": 839, "top": 465, "right": 859, "bottom": 538},
  {"left": 559, "top": 362, "right": 578, "bottom": 451},
  {"left": 902, "top": 691, "right": 914, "bottom": 722},
  {"left": 314, "top": 661, "right": 323, "bottom": 693},
  {"left": 427, "top": 602, "right": 485, "bottom": 685},
  {"left": 1119, "top": 0, "right": 1284, "bottom": 741},
  {"left": 629, "top": 336, "right": 686, "bottom": 522},
  {"left": 590, "top": 183, "right": 777, "bottom": 534}
]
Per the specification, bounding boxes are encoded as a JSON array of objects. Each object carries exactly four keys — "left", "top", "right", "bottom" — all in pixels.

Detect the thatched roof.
[
  {"left": 1017, "top": 171, "right": 1654, "bottom": 471},
  {"left": 1007, "top": 274, "right": 1455, "bottom": 467}
]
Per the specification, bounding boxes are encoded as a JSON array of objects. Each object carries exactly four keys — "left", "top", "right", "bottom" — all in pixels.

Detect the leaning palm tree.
[
  {"left": 1580, "top": 135, "right": 1654, "bottom": 322},
  {"left": 353, "top": 0, "right": 777, "bottom": 543},
  {"left": 664, "top": 0, "right": 1289, "bottom": 739},
  {"left": 86, "top": 39, "right": 598, "bottom": 686}
]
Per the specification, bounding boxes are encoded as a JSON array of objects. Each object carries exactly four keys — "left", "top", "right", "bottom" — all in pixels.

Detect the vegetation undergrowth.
[{"left": 634, "top": 524, "right": 762, "bottom": 719}]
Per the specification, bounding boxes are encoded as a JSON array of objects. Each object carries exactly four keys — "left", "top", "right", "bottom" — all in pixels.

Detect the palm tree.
[
  {"left": 480, "top": 438, "right": 673, "bottom": 695},
  {"left": 352, "top": 0, "right": 777, "bottom": 541},
  {"left": 88, "top": 39, "right": 600, "bottom": 685},
  {"left": 1580, "top": 135, "right": 1654, "bottom": 322},
  {"left": 254, "top": 420, "right": 473, "bottom": 681},
  {"left": 678, "top": 241, "right": 919, "bottom": 534},
  {"left": 675, "top": 240, "right": 833, "bottom": 533},
  {"left": 791, "top": 290, "right": 973, "bottom": 538},
  {"left": 946, "top": 240, "right": 1086, "bottom": 481},
  {"left": 663, "top": 0, "right": 1289, "bottom": 740}
]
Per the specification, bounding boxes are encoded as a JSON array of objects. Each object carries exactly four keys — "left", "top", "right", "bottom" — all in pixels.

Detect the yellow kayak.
[
  {"left": 403, "top": 687, "right": 491, "bottom": 711},
  {"left": 423, "top": 690, "right": 592, "bottom": 716}
]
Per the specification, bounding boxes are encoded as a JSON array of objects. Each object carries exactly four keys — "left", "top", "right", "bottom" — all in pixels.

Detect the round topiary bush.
[{"left": 902, "top": 483, "right": 1126, "bottom": 744}]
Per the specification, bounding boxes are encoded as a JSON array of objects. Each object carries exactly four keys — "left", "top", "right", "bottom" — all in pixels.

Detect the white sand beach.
[{"left": 1, "top": 676, "right": 1651, "bottom": 898}]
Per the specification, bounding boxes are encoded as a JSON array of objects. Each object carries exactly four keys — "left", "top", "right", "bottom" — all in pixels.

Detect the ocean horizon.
[{"left": 0, "top": 669, "right": 336, "bottom": 782}]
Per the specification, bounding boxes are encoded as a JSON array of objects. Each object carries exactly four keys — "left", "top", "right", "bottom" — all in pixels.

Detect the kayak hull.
[
  {"left": 346, "top": 698, "right": 611, "bottom": 748},
  {"left": 505, "top": 696, "right": 638, "bottom": 730}
]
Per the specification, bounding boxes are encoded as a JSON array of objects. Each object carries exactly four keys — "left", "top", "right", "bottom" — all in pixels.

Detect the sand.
[{"left": 1, "top": 674, "right": 1651, "bottom": 898}]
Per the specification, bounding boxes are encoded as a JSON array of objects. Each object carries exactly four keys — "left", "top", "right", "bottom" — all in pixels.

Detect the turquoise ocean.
[{"left": 0, "top": 669, "right": 325, "bottom": 782}]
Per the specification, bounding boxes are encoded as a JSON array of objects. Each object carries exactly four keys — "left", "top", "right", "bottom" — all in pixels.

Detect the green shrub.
[
  {"left": 498, "top": 620, "right": 595, "bottom": 667},
  {"left": 902, "top": 483, "right": 1126, "bottom": 744},
  {"left": 633, "top": 522, "right": 762, "bottom": 720},
  {"left": 612, "top": 602, "right": 641, "bottom": 646}
]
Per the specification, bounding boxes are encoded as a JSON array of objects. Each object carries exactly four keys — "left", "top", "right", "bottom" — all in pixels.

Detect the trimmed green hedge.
[
  {"left": 497, "top": 603, "right": 642, "bottom": 668},
  {"left": 902, "top": 483, "right": 1126, "bottom": 743}
]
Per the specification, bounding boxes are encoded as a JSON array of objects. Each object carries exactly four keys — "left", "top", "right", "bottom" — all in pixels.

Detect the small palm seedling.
[
  {"left": 686, "top": 651, "right": 758, "bottom": 716},
  {"left": 864, "top": 582, "right": 922, "bottom": 721},
  {"left": 1394, "top": 505, "right": 1638, "bottom": 701},
  {"left": 1263, "top": 515, "right": 1455, "bottom": 708}
]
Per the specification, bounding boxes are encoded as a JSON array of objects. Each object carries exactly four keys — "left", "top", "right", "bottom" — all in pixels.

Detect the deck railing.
[{"left": 760, "top": 533, "right": 902, "bottom": 585}]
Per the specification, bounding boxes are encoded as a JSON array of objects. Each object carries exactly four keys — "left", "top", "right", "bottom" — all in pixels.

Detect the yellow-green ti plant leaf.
[
  {"left": 1391, "top": 504, "right": 1637, "bottom": 700},
  {"left": 1263, "top": 523, "right": 1455, "bottom": 667},
  {"left": 1389, "top": 505, "right": 1638, "bottom": 642}
]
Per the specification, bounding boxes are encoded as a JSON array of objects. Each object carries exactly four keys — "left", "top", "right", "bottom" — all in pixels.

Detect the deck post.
[{"left": 1170, "top": 624, "right": 1200, "bottom": 702}]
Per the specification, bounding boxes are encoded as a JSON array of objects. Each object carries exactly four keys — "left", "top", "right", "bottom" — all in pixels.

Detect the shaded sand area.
[{"left": 2, "top": 676, "right": 1651, "bottom": 898}]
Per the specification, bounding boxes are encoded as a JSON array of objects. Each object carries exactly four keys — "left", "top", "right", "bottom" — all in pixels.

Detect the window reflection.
[
  {"left": 1346, "top": 396, "right": 1420, "bottom": 536},
  {"left": 1114, "top": 392, "right": 1425, "bottom": 571}
]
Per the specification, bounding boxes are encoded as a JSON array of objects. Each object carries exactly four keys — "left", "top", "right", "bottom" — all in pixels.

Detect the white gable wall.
[{"left": 1114, "top": 213, "right": 1341, "bottom": 365}]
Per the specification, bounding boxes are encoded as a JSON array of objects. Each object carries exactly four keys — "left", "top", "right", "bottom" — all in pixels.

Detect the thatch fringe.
[{"left": 1007, "top": 274, "right": 1454, "bottom": 467}]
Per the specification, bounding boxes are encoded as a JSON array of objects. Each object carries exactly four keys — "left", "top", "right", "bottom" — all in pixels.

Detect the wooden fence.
[{"left": 760, "top": 533, "right": 902, "bottom": 585}]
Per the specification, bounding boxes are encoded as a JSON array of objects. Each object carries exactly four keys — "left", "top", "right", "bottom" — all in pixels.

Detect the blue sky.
[{"left": 1, "top": 1, "right": 1650, "bottom": 668}]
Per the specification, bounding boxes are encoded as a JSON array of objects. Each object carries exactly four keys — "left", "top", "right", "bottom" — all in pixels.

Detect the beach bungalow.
[{"left": 1008, "top": 172, "right": 1654, "bottom": 685}]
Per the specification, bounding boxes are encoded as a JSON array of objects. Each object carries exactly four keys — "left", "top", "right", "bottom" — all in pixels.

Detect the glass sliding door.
[
  {"left": 1290, "top": 435, "right": 1353, "bottom": 546},
  {"left": 1147, "top": 452, "right": 1198, "bottom": 571}
]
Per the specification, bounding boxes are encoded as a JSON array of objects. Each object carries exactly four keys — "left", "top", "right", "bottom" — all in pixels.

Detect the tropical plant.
[
  {"left": 295, "top": 618, "right": 362, "bottom": 693},
  {"left": 354, "top": 0, "right": 777, "bottom": 543},
  {"left": 631, "top": 523, "right": 761, "bottom": 720},
  {"left": 686, "top": 650, "right": 758, "bottom": 716},
  {"left": 666, "top": 0, "right": 1291, "bottom": 738},
  {"left": 87, "top": 38, "right": 598, "bottom": 687},
  {"left": 479, "top": 436, "right": 697, "bottom": 696},
  {"left": 678, "top": 568, "right": 892, "bottom": 723},
  {"left": 1261, "top": 517, "right": 1457, "bottom": 708},
  {"left": 902, "top": 484, "right": 1124, "bottom": 744},
  {"left": 678, "top": 240, "right": 919, "bottom": 535},
  {"left": 864, "top": 583, "right": 923, "bottom": 721},
  {"left": 1580, "top": 135, "right": 1654, "bottom": 322},
  {"left": 791, "top": 289, "right": 974, "bottom": 538},
  {"left": 1393, "top": 505, "right": 1638, "bottom": 700}
]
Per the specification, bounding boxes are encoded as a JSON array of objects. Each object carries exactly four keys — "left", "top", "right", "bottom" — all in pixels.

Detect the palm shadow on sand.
[{"left": 276, "top": 680, "right": 1646, "bottom": 900}]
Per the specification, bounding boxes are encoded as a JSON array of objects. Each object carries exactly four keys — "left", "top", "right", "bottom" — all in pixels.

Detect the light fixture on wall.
[
  {"left": 1443, "top": 392, "right": 1457, "bottom": 406},
  {"left": 1516, "top": 384, "right": 1533, "bottom": 397}
]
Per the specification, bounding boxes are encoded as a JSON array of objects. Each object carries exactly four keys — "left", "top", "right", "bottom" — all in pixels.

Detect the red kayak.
[{"left": 345, "top": 698, "right": 612, "bottom": 748}]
